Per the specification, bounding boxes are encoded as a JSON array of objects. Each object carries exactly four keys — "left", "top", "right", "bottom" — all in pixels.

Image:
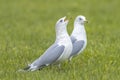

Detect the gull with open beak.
[{"left": 19, "top": 16, "right": 72, "bottom": 71}]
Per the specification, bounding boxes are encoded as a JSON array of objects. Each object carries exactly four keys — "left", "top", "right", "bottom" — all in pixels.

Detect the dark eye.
[
  {"left": 60, "top": 20, "right": 63, "bottom": 22},
  {"left": 79, "top": 18, "right": 82, "bottom": 20}
]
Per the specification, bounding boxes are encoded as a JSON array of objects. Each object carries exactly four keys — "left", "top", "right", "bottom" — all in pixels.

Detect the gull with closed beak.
[{"left": 69, "top": 15, "right": 88, "bottom": 61}]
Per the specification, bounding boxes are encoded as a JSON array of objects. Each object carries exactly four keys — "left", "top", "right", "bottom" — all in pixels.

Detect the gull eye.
[
  {"left": 79, "top": 18, "right": 82, "bottom": 20},
  {"left": 60, "top": 20, "right": 63, "bottom": 22}
]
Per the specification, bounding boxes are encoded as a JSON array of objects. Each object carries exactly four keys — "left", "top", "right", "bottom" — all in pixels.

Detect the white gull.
[
  {"left": 20, "top": 16, "right": 72, "bottom": 71},
  {"left": 69, "top": 15, "right": 88, "bottom": 61}
]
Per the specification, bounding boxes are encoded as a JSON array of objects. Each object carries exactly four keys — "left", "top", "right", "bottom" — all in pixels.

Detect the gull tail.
[
  {"left": 17, "top": 65, "right": 31, "bottom": 72},
  {"left": 17, "top": 64, "right": 46, "bottom": 72},
  {"left": 23, "top": 66, "right": 31, "bottom": 71}
]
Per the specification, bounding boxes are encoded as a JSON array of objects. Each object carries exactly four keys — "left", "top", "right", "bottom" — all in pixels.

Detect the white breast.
[{"left": 56, "top": 35, "right": 73, "bottom": 62}]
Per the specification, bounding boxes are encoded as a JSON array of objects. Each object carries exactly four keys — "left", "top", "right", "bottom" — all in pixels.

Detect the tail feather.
[
  {"left": 17, "top": 66, "right": 30, "bottom": 72},
  {"left": 17, "top": 64, "right": 47, "bottom": 72},
  {"left": 23, "top": 66, "right": 31, "bottom": 71}
]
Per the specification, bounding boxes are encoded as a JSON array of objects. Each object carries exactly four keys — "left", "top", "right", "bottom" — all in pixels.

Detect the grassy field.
[{"left": 0, "top": 0, "right": 120, "bottom": 80}]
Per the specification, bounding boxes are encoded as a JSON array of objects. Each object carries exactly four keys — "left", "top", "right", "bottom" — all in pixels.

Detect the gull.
[
  {"left": 20, "top": 16, "right": 72, "bottom": 71},
  {"left": 69, "top": 15, "right": 88, "bottom": 61}
]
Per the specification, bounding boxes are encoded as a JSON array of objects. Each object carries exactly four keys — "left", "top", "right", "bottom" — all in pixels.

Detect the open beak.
[{"left": 63, "top": 16, "right": 69, "bottom": 22}]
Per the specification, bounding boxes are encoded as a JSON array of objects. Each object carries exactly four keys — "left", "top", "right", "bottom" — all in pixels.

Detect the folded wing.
[{"left": 25, "top": 44, "right": 65, "bottom": 71}]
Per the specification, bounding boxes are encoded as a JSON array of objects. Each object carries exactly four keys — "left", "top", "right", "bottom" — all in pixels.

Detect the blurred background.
[{"left": 0, "top": 0, "right": 120, "bottom": 80}]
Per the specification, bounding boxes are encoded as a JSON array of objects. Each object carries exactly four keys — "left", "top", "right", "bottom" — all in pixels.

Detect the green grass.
[{"left": 0, "top": 0, "right": 120, "bottom": 80}]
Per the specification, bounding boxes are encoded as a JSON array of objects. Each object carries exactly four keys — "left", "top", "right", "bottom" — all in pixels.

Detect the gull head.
[
  {"left": 56, "top": 16, "right": 69, "bottom": 27},
  {"left": 75, "top": 15, "right": 88, "bottom": 25}
]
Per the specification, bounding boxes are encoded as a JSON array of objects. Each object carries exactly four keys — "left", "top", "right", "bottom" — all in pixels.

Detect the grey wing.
[
  {"left": 70, "top": 36, "right": 77, "bottom": 43},
  {"left": 32, "top": 44, "right": 65, "bottom": 67},
  {"left": 70, "top": 40, "right": 85, "bottom": 57}
]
